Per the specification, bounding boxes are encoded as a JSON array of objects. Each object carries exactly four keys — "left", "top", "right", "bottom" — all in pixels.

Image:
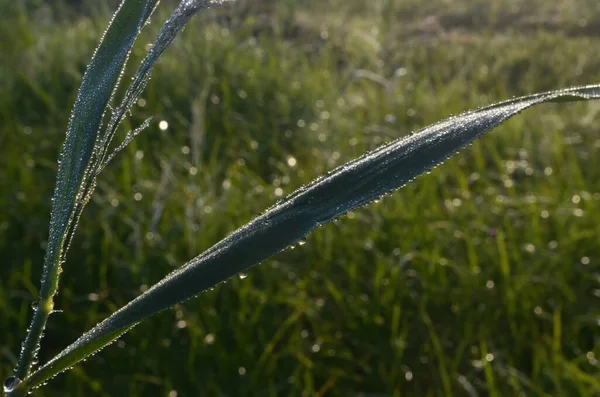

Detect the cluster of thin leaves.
[{"left": 3, "top": 0, "right": 600, "bottom": 395}]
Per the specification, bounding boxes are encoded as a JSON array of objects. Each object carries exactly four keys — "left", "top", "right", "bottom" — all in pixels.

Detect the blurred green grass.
[{"left": 0, "top": 0, "right": 599, "bottom": 396}]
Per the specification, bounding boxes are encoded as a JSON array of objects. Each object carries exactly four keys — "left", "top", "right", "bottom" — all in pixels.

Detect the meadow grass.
[{"left": 0, "top": 0, "right": 599, "bottom": 395}]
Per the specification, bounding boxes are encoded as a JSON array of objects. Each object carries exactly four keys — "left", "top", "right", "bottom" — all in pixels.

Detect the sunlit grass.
[{"left": 0, "top": 0, "right": 598, "bottom": 395}]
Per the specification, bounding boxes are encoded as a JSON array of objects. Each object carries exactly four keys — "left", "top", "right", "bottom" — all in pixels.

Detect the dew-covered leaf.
[
  {"left": 100, "top": 0, "right": 234, "bottom": 168},
  {"left": 47, "top": 0, "right": 159, "bottom": 275},
  {"left": 23, "top": 84, "right": 600, "bottom": 389},
  {"left": 12, "top": 0, "right": 160, "bottom": 384}
]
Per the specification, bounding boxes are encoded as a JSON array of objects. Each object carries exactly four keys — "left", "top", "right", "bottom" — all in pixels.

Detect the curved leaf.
[
  {"left": 24, "top": 84, "right": 600, "bottom": 389},
  {"left": 99, "top": 0, "right": 231, "bottom": 170},
  {"left": 13, "top": 0, "right": 159, "bottom": 384}
]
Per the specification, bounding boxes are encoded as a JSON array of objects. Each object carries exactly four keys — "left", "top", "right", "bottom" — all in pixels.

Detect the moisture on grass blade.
[
  {"left": 98, "top": 0, "right": 234, "bottom": 171},
  {"left": 11, "top": 0, "right": 159, "bottom": 386},
  {"left": 6, "top": 2, "right": 237, "bottom": 395},
  {"left": 22, "top": 84, "right": 600, "bottom": 390}
]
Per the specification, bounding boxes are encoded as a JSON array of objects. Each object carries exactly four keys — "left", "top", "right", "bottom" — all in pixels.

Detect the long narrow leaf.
[
  {"left": 13, "top": 0, "right": 159, "bottom": 385},
  {"left": 98, "top": 0, "right": 232, "bottom": 170},
  {"left": 46, "top": 0, "right": 159, "bottom": 277},
  {"left": 24, "top": 84, "right": 600, "bottom": 389}
]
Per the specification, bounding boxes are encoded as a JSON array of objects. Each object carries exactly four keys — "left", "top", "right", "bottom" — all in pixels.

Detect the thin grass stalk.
[
  {"left": 6, "top": 1, "right": 232, "bottom": 395},
  {"left": 10, "top": 0, "right": 160, "bottom": 390}
]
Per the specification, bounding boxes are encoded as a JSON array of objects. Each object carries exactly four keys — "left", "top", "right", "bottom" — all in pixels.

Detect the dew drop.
[
  {"left": 31, "top": 301, "right": 39, "bottom": 310},
  {"left": 238, "top": 273, "right": 248, "bottom": 280},
  {"left": 3, "top": 376, "right": 21, "bottom": 393},
  {"left": 298, "top": 238, "right": 307, "bottom": 246}
]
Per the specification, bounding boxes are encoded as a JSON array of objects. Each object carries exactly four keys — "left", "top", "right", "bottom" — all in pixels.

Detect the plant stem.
[
  {"left": 12, "top": 0, "right": 161, "bottom": 383},
  {"left": 15, "top": 243, "right": 63, "bottom": 380}
]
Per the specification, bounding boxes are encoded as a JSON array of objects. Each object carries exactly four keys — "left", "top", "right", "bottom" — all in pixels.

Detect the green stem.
[
  {"left": 11, "top": 0, "right": 160, "bottom": 384},
  {"left": 14, "top": 243, "right": 63, "bottom": 380}
]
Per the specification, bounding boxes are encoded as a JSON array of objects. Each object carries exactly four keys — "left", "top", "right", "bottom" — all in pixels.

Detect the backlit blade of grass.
[
  {"left": 99, "top": 0, "right": 233, "bottom": 170},
  {"left": 12, "top": 0, "right": 160, "bottom": 385},
  {"left": 23, "top": 84, "right": 600, "bottom": 389}
]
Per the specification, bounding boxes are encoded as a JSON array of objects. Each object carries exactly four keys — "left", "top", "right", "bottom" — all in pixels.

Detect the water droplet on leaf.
[{"left": 3, "top": 376, "right": 21, "bottom": 393}]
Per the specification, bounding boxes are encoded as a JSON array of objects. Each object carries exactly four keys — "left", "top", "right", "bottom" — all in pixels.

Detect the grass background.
[{"left": 1, "top": 0, "right": 599, "bottom": 395}]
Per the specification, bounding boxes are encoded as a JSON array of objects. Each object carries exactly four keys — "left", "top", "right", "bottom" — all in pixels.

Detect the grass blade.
[
  {"left": 9, "top": 2, "right": 233, "bottom": 394},
  {"left": 23, "top": 84, "right": 600, "bottom": 389},
  {"left": 11, "top": 0, "right": 159, "bottom": 387},
  {"left": 99, "top": 0, "right": 232, "bottom": 170}
]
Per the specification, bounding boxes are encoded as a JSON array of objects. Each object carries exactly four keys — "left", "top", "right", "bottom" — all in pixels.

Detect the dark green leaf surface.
[
  {"left": 12, "top": 0, "right": 159, "bottom": 386},
  {"left": 100, "top": 0, "right": 226, "bottom": 168},
  {"left": 24, "top": 84, "right": 600, "bottom": 389}
]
